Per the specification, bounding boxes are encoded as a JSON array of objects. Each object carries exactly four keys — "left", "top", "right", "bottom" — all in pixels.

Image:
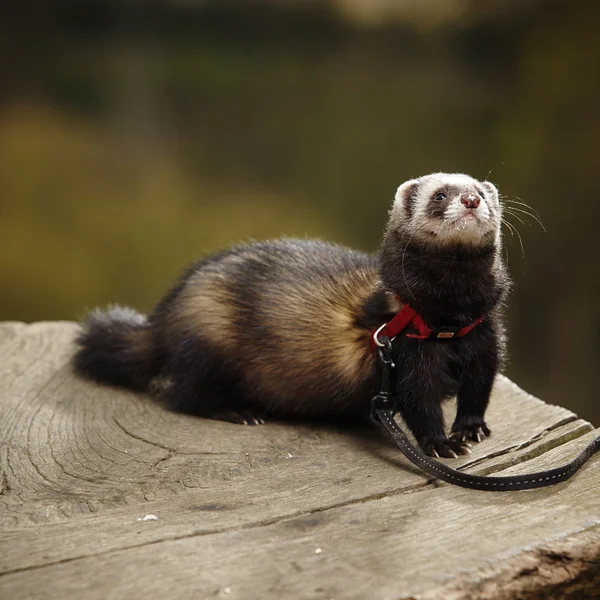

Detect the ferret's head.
[{"left": 388, "top": 173, "right": 502, "bottom": 249}]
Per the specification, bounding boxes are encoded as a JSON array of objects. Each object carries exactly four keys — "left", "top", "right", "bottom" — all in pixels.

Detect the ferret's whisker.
[
  {"left": 503, "top": 223, "right": 520, "bottom": 255},
  {"left": 501, "top": 195, "right": 543, "bottom": 213},
  {"left": 439, "top": 255, "right": 457, "bottom": 284},
  {"left": 514, "top": 227, "right": 525, "bottom": 259},
  {"left": 503, "top": 216, "right": 525, "bottom": 258},
  {"left": 503, "top": 206, "right": 546, "bottom": 232},
  {"left": 503, "top": 210, "right": 527, "bottom": 227},
  {"left": 501, "top": 196, "right": 545, "bottom": 225},
  {"left": 401, "top": 235, "right": 417, "bottom": 302},
  {"left": 485, "top": 163, "right": 504, "bottom": 180},
  {"left": 501, "top": 218, "right": 515, "bottom": 238},
  {"left": 503, "top": 198, "right": 542, "bottom": 215}
]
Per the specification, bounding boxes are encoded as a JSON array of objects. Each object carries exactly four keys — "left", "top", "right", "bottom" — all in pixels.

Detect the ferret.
[{"left": 74, "top": 172, "right": 510, "bottom": 458}]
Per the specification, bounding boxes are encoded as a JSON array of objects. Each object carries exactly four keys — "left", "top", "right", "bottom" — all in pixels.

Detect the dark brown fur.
[{"left": 73, "top": 173, "right": 510, "bottom": 457}]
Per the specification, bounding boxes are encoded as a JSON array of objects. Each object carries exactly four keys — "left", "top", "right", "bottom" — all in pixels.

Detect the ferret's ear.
[
  {"left": 482, "top": 181, "right": 499, "bottom": 202},
  {"left": 394, "top": 179, "right": 420, "bottom": 218}
]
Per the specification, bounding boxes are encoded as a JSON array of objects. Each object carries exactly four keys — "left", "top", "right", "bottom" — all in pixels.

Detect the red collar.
[{"left": 371, "top": 300, "right": 484, "bottom": 351}]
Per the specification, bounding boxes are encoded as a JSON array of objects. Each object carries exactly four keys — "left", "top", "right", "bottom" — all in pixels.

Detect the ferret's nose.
[{"left": 461, "top": 193, "right": 481, "bottom": 209}]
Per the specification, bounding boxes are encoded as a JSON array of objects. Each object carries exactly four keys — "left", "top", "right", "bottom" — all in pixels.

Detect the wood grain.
[{"left": 0, "top": 322, "right": 598, "bottom": 599}]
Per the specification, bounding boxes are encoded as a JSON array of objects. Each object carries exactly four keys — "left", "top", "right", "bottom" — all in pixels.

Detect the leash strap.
[
  {"left": 371, "top": 336, "right": 600, "bottom": 491},
  {"left": 374, "top": 407, "right": 600, "bottom": 491}
]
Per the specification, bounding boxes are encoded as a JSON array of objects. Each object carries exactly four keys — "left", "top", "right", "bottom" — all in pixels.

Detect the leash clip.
[
  {"left": 376, "top": 335, "right": 395, "bottom": 369},
  {"left": 373, "top": 323, "right": 398, "bottom": 349},
  {"left": 370, "top": 335, "right": 396, "bottom": 423}
]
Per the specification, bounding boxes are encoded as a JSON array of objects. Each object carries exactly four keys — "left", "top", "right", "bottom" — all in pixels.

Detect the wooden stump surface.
[{"left": 0, "top": 321, "right": 599, "bottom": 599}]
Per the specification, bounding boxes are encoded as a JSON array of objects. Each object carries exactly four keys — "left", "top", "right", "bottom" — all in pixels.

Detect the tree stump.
[{"left": 1, "top": 322, "right": 599, "bottom": 599}]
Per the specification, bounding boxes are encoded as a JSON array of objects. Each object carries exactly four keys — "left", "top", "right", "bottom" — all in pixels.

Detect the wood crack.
[
  {"left": 453, "top": 418, "right": 589, "bottom": 473},
  {"left": 112, "top": 418, "right": 176, "bottom": 453},
  {"left": 26, "top": 448, "right": 58, "bottom": 488},
  {"left": 50, "top": 451, "right": 105, "bottom": 485},
  {"left": 152, "top": 451, "right": 175, "bottom": 470},
  {"left": 461, "top": 423, "right": 592, "bottom": 478},
  {"left": 0, "top": 470, "right": 9, "bottom": 495},
  {"left": 0, "top": 508, "right": 331, "bottom": 577}
]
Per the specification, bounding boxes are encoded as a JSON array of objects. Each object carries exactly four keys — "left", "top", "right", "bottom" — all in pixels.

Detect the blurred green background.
[{"left": 1, "top": 0, "right": 598, "bottom": 422}]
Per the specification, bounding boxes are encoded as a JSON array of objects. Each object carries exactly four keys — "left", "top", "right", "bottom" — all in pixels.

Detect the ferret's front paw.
[
  {"left": 422, "top": 438, "right": 472, "bottom": 459},
  {"left": 450, "top": 420, "right": 491, "bottom": 444}
]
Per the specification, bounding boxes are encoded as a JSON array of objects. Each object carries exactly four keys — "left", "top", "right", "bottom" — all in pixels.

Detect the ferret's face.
[{"left": 390, "top": 173, "right": 502, "bottom": 248}]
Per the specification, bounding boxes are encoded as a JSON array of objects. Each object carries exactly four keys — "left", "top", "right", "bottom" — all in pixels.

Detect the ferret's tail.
[{"left": 73, "top": 305, "right": 163, "bottom": 392}]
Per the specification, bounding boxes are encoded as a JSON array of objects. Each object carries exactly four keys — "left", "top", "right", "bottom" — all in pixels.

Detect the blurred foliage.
[
  {"left": 0, "top": 0, "right": 598, "bottom": 421},
  {"left": 0, "top": 106, "right": 338, "bottom": 318}
]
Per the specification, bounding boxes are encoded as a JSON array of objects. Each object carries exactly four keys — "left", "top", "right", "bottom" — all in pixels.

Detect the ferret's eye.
[{"left": 435, "top": 192, "right": 447, "bottom": 201}]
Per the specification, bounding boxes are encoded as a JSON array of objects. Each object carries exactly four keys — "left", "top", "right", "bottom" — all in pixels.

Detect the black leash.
[{"left": 371, "top": 336, "right": 600, "bottom": 491}]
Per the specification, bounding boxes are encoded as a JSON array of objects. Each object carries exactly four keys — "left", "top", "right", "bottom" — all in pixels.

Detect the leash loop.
[{"left": 370, "top": 339, "right": 600, "bottom": 491}]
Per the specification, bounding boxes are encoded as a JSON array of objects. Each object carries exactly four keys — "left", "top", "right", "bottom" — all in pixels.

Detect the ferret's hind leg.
[
  {"left": 162, "top": 336, "right": 265, "bottom": 426},
  {"left": 208, "top": 409, "right": 265, "bottom": 426}
]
